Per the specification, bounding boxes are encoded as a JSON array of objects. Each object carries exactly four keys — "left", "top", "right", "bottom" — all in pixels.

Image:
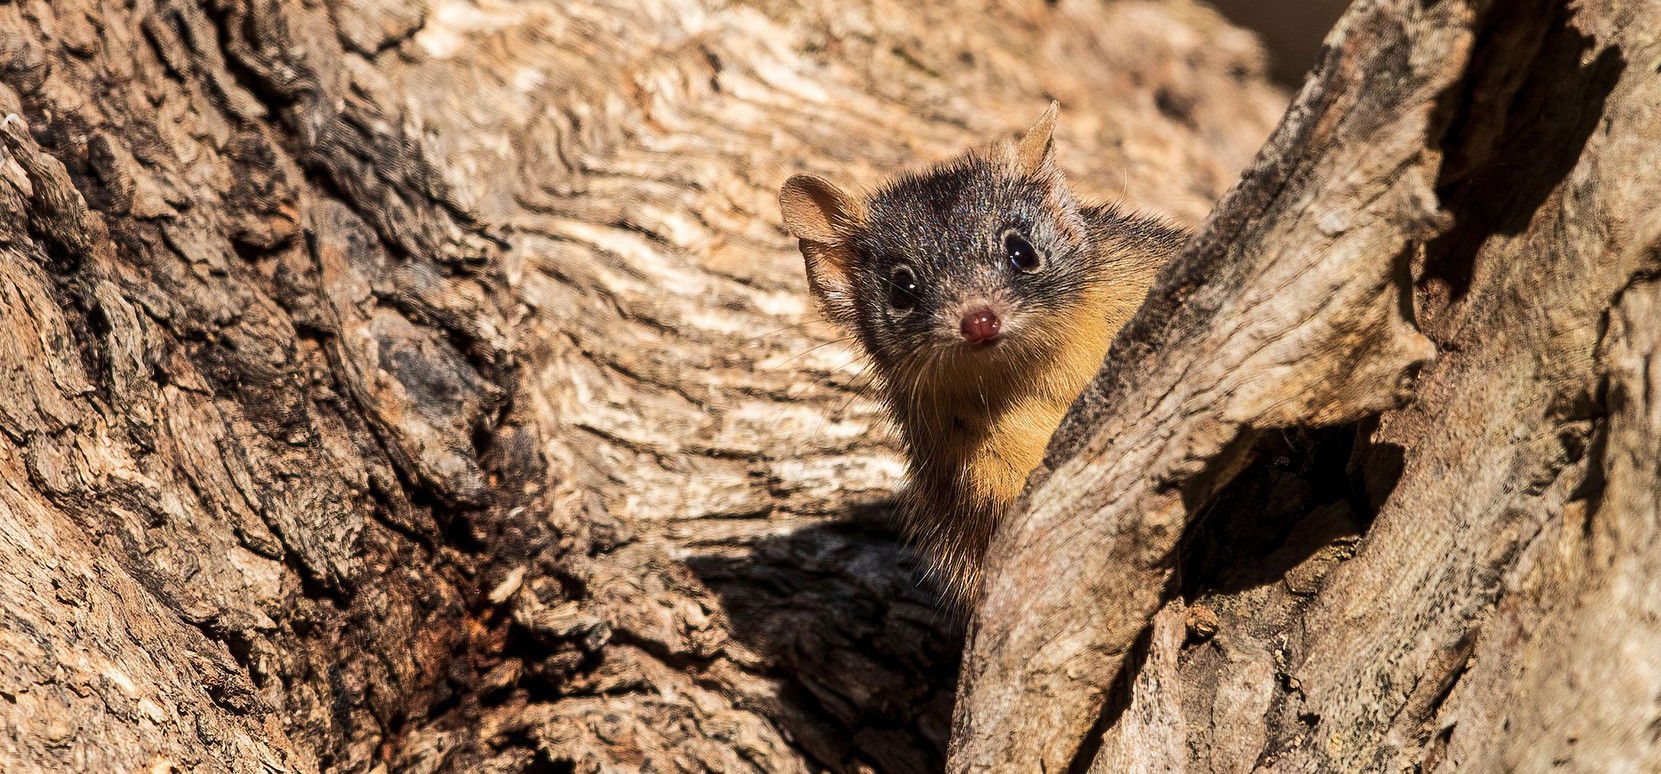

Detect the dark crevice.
[
  {"left": 1050, "top": 414, "right": 1402, "bottom": 773},
  {"left": 1420, "top": 5, "right": 1625, "bottom": 327},
  {"left": 1065, "top": 580, "right": 1168, "bottom": 774},
  {"left": 202, "top": 9, "right": 557, "bottom": 766},
  {"left": 1179, "top": 425, "right": 1373, "bottom": 599}
]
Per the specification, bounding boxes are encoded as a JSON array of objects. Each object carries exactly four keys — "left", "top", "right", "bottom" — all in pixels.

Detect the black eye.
[
  {"left": 1004, "top": 230, "right": 1042, "bottom": 272},
  {"left": 888, "top": 265, "right": 920, "bottom": 312}
]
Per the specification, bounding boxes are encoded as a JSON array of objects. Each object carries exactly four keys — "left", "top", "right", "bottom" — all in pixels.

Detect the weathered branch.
[{"left": 952, "top": 0, "right": 1661, "bottom": 770}]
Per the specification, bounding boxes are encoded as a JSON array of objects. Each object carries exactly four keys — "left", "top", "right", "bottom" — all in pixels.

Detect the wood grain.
[
  {"left": 952, "top": 0, "right": 1661, "bottom": 771},
  {"left": 0, "top": 1, "right": 1281, "bottom": 770}
]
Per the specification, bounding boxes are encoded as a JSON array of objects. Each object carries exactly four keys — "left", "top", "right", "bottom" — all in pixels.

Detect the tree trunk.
[
  {"left": 953, "top": 0, "right": 1661, "bottom": 772},
  {"left": 1, "top": 1, "right": 1651, "bottom": 774},
  {"left": 0, "top": 1, "right": 1279, "bottom": 771}
]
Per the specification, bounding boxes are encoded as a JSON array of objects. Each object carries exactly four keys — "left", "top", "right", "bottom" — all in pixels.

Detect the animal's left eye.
[{"left": 1004, "top": 230, "right": 1042, "bottom": 272}]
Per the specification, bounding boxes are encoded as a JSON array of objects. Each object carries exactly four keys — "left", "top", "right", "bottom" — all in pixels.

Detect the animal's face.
[
  {"left": 841, "top": 154, "right": 1096, "bottom": 383},
  {"left": 779, "top": 104, "right": 1104, "bottom": 393}
]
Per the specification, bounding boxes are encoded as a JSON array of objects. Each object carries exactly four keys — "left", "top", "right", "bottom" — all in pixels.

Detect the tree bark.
[
  {"left": 954, "top": 0, "right": 1661, "bottom": 772},
  {"left": 6, "top": 0, "right": 1653, "bottom": 772},
  {"left": 0, "top": 1, "right": 1282, "bottom": 772}
]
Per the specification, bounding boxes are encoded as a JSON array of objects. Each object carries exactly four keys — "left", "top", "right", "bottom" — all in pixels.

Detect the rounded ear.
[
  {"left": 1015, "top": 101, "right": 1060, "bottom": 178},
  {"left": 779, "top": 174, "right": 863, "bottom": 243},
  {"left": 779, "top": 175, "right": 864, "bottom": 329}
]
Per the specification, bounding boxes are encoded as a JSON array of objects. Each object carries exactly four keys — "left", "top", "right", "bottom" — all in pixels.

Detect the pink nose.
[{"left": 960, "top": 308, "right": 1001, "bottom": 343}]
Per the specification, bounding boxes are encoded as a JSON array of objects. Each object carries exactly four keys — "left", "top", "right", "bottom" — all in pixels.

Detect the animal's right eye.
[{"left": 888, "top": 265, "right": 920, "bottom": 312}]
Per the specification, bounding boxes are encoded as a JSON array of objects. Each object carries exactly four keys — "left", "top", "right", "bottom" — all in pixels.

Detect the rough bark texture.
[
  {"left": 7, "top": 0, "right": 1653, "bottom": 772},
  {"left": 0, "top": 1, "right": 1283, "bottom": 772},
  {"left": 953, "top": 0, "right": 1661, "bottom": 772}
]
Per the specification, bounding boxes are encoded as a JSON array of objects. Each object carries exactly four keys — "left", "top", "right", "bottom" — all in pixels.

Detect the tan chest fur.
[
  {"left": 887, "top": 292, "right": 1124, "bottom": 598},
  {"left": 954, "top": 332, "right": 1109, "bottom": 508}
]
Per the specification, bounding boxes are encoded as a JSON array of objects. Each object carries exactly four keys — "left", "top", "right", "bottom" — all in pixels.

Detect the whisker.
[
  {"left": 740, "top": 321, "right": 814, "bottom": 347},
  {"left": 807, "top": 358, "right": 875, "bottom": 438},
  {"left": 775, "top": 335, "right": 856, "bottom": 368},
  {"left": 830, "top": 368, "right": 883, "bottom": 419}
]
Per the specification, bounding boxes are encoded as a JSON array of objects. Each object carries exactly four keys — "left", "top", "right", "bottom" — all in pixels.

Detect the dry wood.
[
  {"left": 4, "top": 0, "right": 1654, "bottom": 771},
  {"left": 0, "top": 1, "right": 1279, "bottom": 771},
  {"left": 953, "top": 0, "right": 1661, "bottom": 771}
]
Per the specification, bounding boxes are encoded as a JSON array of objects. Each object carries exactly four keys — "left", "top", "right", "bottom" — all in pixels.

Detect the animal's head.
[{"left": 779, "top": 104, "right": 1106, "bottom": 388}]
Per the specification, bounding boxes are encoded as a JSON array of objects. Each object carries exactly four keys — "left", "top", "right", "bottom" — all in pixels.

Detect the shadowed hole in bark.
[
  {"left": 1179, "top": 425, "right": 1376, "bottom": 599},
  {"left": 1052, "top": 424, "right": 1405, "bottom": 770},
  {"left": 528, "top": 756, "right": 577, "bottom": 774},
  {"left": 1568, "top": 393, "right": 1612, "bottom": 541},
  {"left": 1422, "top": 7, "right": 1623, "bottom": 313},
  {"left": 69, "top": 288, "right": 114, "bottom": 402},
  {"left": 1350, "top": 420, "right": 1407, "bottom": 517},
  {"left": 686, "top": 510, "right": 961, "bottom": 774}
]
